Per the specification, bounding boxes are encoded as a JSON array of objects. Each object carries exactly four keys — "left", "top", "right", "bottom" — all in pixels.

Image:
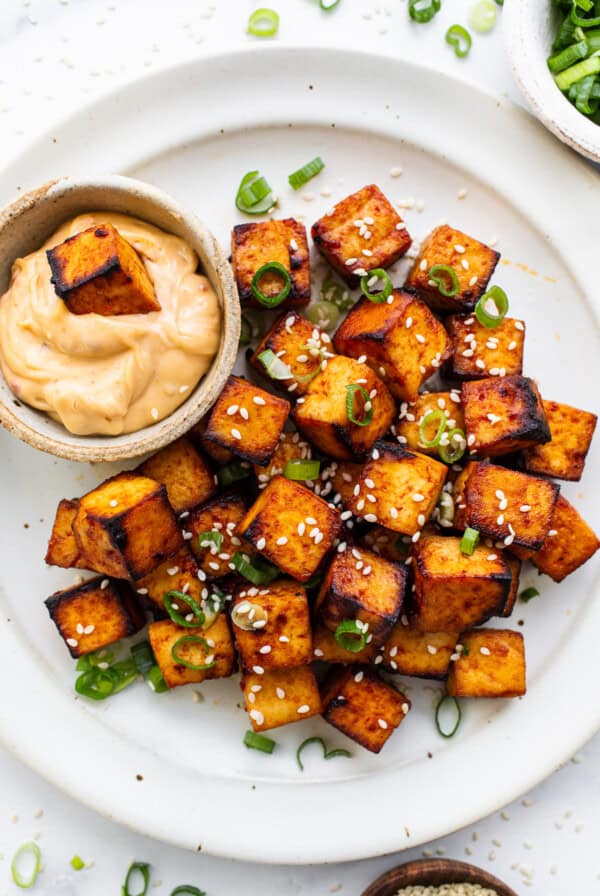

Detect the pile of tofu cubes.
[{"left": 44, "top": 184, "right": 599, "bottom": 754}]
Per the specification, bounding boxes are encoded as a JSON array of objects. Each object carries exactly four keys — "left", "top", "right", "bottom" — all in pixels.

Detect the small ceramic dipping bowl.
[
  {"left": 362, "top": 858, "right": 518, "bottom": 896},
  {"left": 0, "top": 174, "right": 240, "bottom": 463}
]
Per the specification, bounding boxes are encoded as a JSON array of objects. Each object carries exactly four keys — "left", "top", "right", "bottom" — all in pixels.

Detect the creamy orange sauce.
[{"left": 0, "top": 212, "right": 221, "bottom": 436}]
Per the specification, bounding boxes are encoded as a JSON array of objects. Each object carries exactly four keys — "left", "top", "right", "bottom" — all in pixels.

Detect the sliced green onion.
[
  {"left": 555, "top": 53, "right": 600, "bottom": 90},
  {"left": 235, "top": 170, "right": 277, "bottom": 215},
  {"left": 239, "top": 314, "right": 253, "bottom": 346},
  {"left": 435, "top": 694, "right": 462, "bottom": 738},
  {"left": 70, "top": 855, "right": 85, "bottom": 871},
  {"left": 360, "top": 268, "right": 393, "bottom": 303},
  {"left": 232, "top": 552, "right": 279, "bottom": 585},
  {"left": 319, "top": 0, "right": 341, "bottom": 8},
  {"left": 251, "top": 261, "right": 292, "bottom": 308},
  {"left": 418, "top": 409, "right": 447, "bottom": 448},
  {"left": 570, "top": 9, "right": 600, "bottom": 28},
  {"left": 109, "top": 657, "right": 139, "bottom": 694},
  {"left": 284, "top": 459, "right": 321, "bottom": 480},
  {"left": 197, "top": 530, "right": 224, "bottom": 552},
  {"left": 258, "top": 348, "right": 294, "bottom": 380},
  {"left": 334, "top": 619, "right": 368, "bottom": 653},
  {"left": 475, "top": 285, "right": 509, "bottom": 328},
  {"left": 247, "top": 8, "right": 279, "bottom": 37},
  {"left": 429, "top": 264, "right": 460, "bottom": 297},
  {"left": 217, "top": 461, "right": 251, "bottom": 487},
  {"left": 288, "top": 156, "right": 325, "bottom": 190},
  {"left": 446, "top": 24, "right": 472, "bottom": 57},
  {"left": 75, "top": 668, "right": 117, "bottom": 700},
  {"left": 170, "top": 887, "right": 206, "bottom": 896},
  {"left": 573, "top": 73, "right": 600, "bottom": 113},
  {"left": 148, "top": 664, "right": 168, "bottom": 693},
  {"left": 131, "top": 641, "right": 154, "bottom": 677},
  {"left": 296, "top": 736, "right": 351, "bottom": 771},
  {"left": 306, "top": 300, "right": 342, "bottom": 331},
  {"left": 164, "top": 591, "right": 205, "bottom": 628},
  {"left": 345, "top": 384, "right": 373, "bottom": 427},
  {"left": 439, "top": 428, "right": 467, "bottom": 464},
  {"left": 11, "top": 842, "right": 41, "bottom": 889},
  {"left": 520, "top": 586, "right": 540, "bottom": 603},
  {"left": 547, "top": 39, "right": 589, "bottom": 73},
  {"left": 244, "top": 730, "right": 276, "bottom": 753},
  {"left": 320, "top": 276, "right": 354, "bottom": 311},
  {"left": 460, "top": 527, "right": 480, "bottom": 556},
  {"left": 171, "top": 635, "right": 216, "bottom": 672},
  {"left": 303, "top": 572, "right": 324, "bottom": 590},
  {"left": 469, "top": 0, "right": 497, "bottom": 32},
  {"left": 75, "top": 648, "right": 114, "bottom": 671},
  {"left": 409, "top": 0, "right": 441, "bottom": 23},
  {"left": 122, "top": 862, "right": 151, "bottom": 896}
]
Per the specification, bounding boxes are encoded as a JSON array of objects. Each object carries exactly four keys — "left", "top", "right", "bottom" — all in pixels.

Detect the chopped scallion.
[
  {"left": 296, "top": 736, "right": 351, "bottom": 771},
  {"left": 475, "top": 285, "right": 509, "bottom": 328},
  {"left": 446, "top": 24, "right": 472, "bottom": 57},
  {"left": 408, "top": 0, "right": 441, "bottom": 24},
  {"left": 235, "top": 170, "right": 277, "bottom": 215},
  {"left": 257, "top": 348, "right": 294, "bottom": 380},
  {"left": 163, "top": 591, "right": 206, "bottom": 628},
  {"left": 244, "top": 730, "right": 276, "bottom": 753},
  {"left": 345, "top": 383, "right": 373, "bottom": 427},
  {"left": 131, "top": 641, "right": 155, "bottom": 677},
  {"left": 197, "top": 530, "right": 224, "bottom": 552},
  {"left": 418, "top": 409, "right": 447, "bottom": 448},
  {"left": 148, "top": 664, "right": 168, "bottom": 693},
  {"left": 121, "top": 861, "right": 151, "bottom": 896},
  {"left": 11, "top": 842, "right": 41, "bottom": 890},
  {"left": 232, "top": 552, "right": 279, "bottom": 586},
  {"left": 251, "top": 261, "right": 292, "bottom": 308},
  {"left": 429, "top": 264, "right": 459, "bottom": 297},
  {"left": 70, "top": 855, "right": 86, "bottom": 871},
  {"left": 469, "top": 0, "right": 497, "bottom": 32},
  {"left": 435, "top": 693, "right": 462, "bottom": 738},
  {"left": 439, "top": 427, "right": 467, "bottom": 464},
  {"left": 520, "top": 586, "right": 540, "bottom": 603},
  {"left": 460, "top": 527, "right": 480, "bottom": 556},
  {"left": 360, "top": 268, "right": 393, "bottom": 303},
  {"left": 247, "top": 8, "right": 279, "bottom": 37},
  {"left": 217, "top": 461, "right": 251, "bottom": 487},
  {"left": 288, "top": 156, "right": 325, "bottom": 190},
  {"left": 284, "top": 459, "right": 321, "bottom": 480},
  {"left": 171, "top": 635, "right": 217, "bottom": 672},
  {"left": 334, "top": 619, "right": 368, "bottom": 653}
]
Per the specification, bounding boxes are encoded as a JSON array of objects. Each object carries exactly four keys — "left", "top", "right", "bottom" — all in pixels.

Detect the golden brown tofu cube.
[
  {"left": 250, "top": 311, "right": 334, "bottom": 397},
  {"left": 253, "top": 430, "right": 313, "bottom": 489},
  {"left": 411, "top": 535, "right": 511, "bottom": 632},
  {"left": 312, "top": 623, "right": 377, "bottom": 664},
  {"left": 321, "top": 666, "right": 410, "bottom": 753},
  {"left": 292, "top": 355, "right": 395, "bottom": 461},
  {"left": 311, "top": 184, "right": 412, "bottom": 288},
  {"left": 523, "top": 400, "right": 597, "bottom": 482},
  {"left": 462, "top": 376, "right": 550, "bottom": 457},
  {"left": 396, "top": 391, "right": 465, "bottom": 457},
  {"left": 382, "top": 622, "right": 459, "bottom": 679},
  {"left": 453, "top": 462, "right": 559, "bottom": 551},
  {"left": 528, "top": 495, "right": 600, "bottom": 582},
  {"left": 232, "top": 218, "right": 310, "bottom": 310},
  {"left": 315, "top": 546, "right": 406, "bottom": 646},
  {"left": 148, "top": 615, "right": 236, "bottom": 689},
  {"left": 501, "top": 554, "right": 522, "bottom": 618},
  {"left": 186, "top": 493, "right": 254, "bottom": 580},
  {"left": 46, "top": 222, "right": 160, "bottom": 316},
  {"left": 238, "top": 476, "right": 342, "bottom": 582},
  {"left": 45, "top": 576, "right": 145, "bottom": 658},
  {"left": 404, "top": 225, "right": 499, "bottom": 313},
  {"left": 189, "top": 417, "right": 235, "bottom": 465},
  {"left": 241, "top": 666, "right": 321, "bottom": 731},
  {"left": 135, "top": 546, "right": 206, "bottom": 617},
  {"left": 139, "top": 436, "right": 216, "bottom": 514},
  {"left": 73, "top": 472, "right": 183, "bottom": 580},
  {"left": 333, "top": 290, "right": 451, "bottom": 402},
  {"left": 347, "top": 441, "right": 447, "bottom": 536},
  {"left": 203, "top": 375, "right": 290, "bottom": 466},
  {"left": 232, "top": 578, "right": 312, "bottom": 672},
  {"left": 45, "top": 499, "right": 90, "bottom": 570},
  {"left": 446, "top": 314, "right": 525, "bottom": 380},
  {"left": 447, "top": 629, "right": 526, "bottom": 698}
]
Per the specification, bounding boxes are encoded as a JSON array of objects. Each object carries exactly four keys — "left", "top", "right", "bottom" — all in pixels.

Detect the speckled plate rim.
[{"left": 0, "top": 46, "right": 598, "bottom": 865}]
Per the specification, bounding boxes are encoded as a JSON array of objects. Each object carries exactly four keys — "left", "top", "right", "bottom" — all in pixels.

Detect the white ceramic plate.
[{"left": 0, "top": 47, "right": 599, "bottom": 865}]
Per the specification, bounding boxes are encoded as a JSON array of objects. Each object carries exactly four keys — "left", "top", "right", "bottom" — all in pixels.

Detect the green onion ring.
[
  {"left": 171, "top": 635, "right": 217, "bottom": 671},
  {"left": 345, "top": 383, "right": 373, "bottom": 427},
  {"left": 196, "top": 530, "right": 224, "bottom": 552},
  {"left": 148, "top": 664, "right": 168, "bottom": 693},
  {"left": 235, "top": 170, "right": 277, "bottom": 215},
  {"left": 446, "top": 24, "right": 472, "bottom": 58},
  {"left": 319, "top": 0, "right": 341, "bottom": 8},
  {"left": 131, "top": 641, "right": 154, "bottom": 677},
  {"left": 244, "top": 730, "right": 277, "bottom": 753},
  {"left": 475, "top": 285, "right": 509, "bottom": 328},
  {"left": 71, "top": 855, "right": 86, "bottom": 871},
  {"left": 251, "top": 262, "right": 292, "bottom": 308},
  {"left": 170, "top": 887, "right": 207, "bottom": 896},
  {"left": 469, "top": 0, "right": 497, "bottom": 33},
  {"left": 232, "top": 552, "right": 280, "bottom": 586},
  {"left": 122, "top": 861, "right": 151, "bottom": 896},
  {"left": 11, "top": 842, "right": 42, "bottom": 889},
  {"left": 306, "top": 300, "right": 342, "bottom": 331},
  {"left": 408, "top": 0, "right": 441, "bottom": 23},
  {"left": 247, "top": 8, "right": 279, "bottom": 37},
  {"left": 460, "top": 527, "right": 480, "bottom": 556},
  {"left": 520, "top": 586, "right": 540, "bottom": 603},
  {"left": 435, "top": 694, "right": 462, "bottom": 738},
  {"left": 284, "top": 459, "right": 321, "bottom": 480},
  {"left": 239, "top": 314, "right": 253, "bottom": 346},
  {"left": 334, "top": 619, "right": 368, "bottom": 653},
  {"left": 163, "top": 591, "right": 206, "bottom": 628},
  {"left": 360, "top": 268, "right": 393, "bottom": 302},
  {"left": 439, "top": 428, "right": 467, "bottom": 464},
  {"left": 296, "top": 736, "right": 351, "bottom": 771},
  {"left": 429, "top": 264, "right": 460, "bottom": 297},
  {"left": 257, "top": 348, "right": 294, "bottom": 380},
  {"left": 288, "top": 156, "right": 325, "bottom": 190},
  {"left": 75, "top": 668, "right": 117, "bottom": 701},
  {"left": 418, "top": 409, "right": 447, "bottom": 448}
]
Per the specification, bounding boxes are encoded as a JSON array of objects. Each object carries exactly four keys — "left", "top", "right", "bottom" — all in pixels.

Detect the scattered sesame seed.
[
  {"left": 390, "top": 166, "right": 403, "bottom": 177},
  {"left": 377, "top": 718, "right": 388, "bottom": 730},
  {"left": 520, "top": 504, "right": 531, "bottom": 513},
  {"left": 297, "top": 704, "right": 310, "bottom": 714},
  {"left": 480, "top": 646, "right": 491, "bottom": 656},
  {"left": 457, "top": 187, "right": 468, "bottom": 199},
  {"left": 256, "top": 537, "right": 266, "bottom": 550},
  {"left": 109, "top": 499, "right": 118, "bottom": 508},
  {"left": 66, "top": 638, "right": 78, "bottom": 647},
  {"left": 412, "top": 493, "right": 425, "bottom": 503},
  {"left": 252, "top": 665, "right": 264, "bottom": 675},
  {"left": 151, "top": 407, "right": 159, "bottom": 421},
  {"left": 276, "top": 536, "right": 288, "bottom": 546}
]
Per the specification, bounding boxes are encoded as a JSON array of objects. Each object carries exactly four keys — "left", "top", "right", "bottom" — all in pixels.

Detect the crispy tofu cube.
[
  {"left": 315, "top": 546, "right": 406, "bottom": 646},
  {"left": 347, "top": 441, "right": 447, "bottom": 535},
  {"left": 238, "top": 476, "right": 342, "bottom": 582},
  {"left": 362, "top": 525, "right": 410, "bottom": 563},
  {"left": 501, "top": 554, "right": 522, "bottom": 618},
  {"left": 312, "top": 623, "right": 377, "bottom": 664},
  {"left": 203, "top": 375, "right": 290, "bottom": 466},
  {"left": 333, "top": 290, "right": 451, "bottom": 402},
  {"left": 241, "top": 666, "right": 321, "bottom": 731},
  {"left": 321, "top": 666, "right": 410, "bottom": 753},
  {"left": 446, "top": 629, "right": 526, "bottom": 698},
  {"left": 139, "top": 436, "right": 216, "bottom": 514},
  {"left": 396, "top": 391, "right": 465, "bottom": 457},
  {"left": 250, "top": 311, "right": 333, "bottom": 397},
  {"left": 148, "top": 615, "right": 235, "bottom": 689},
  {"left": 47, "top": 222, "right": 160, "bottom": 316},
  {"left": 446, "top": 314, "right": 525, "bottom": 380},
  {"left": 232, "top": 218, "right": 310, "bottom": 310},
  {"left": 453, "top": 462, "right": 559, "bottom": 550},
  {"left": 45, "top": 499, "right": 90, "bottom": 570},
  {"left": 311, "top": 185, "right": 412, "bottom": 288},
  {"left": 189, "top": 417, "right": 235, "bottom": 465},
  {"left": 45, "top": 576, "right": 145, "bottom": 658},
  {"left": 186, "top": 493, "right": 254, "bottom": 580},
  {"left": 253, "top": 430, "right": 313, "bottom": 489},
  {"left": 382, "top": 622, "right": 459, "bottom": 679},
  {"left": 411, "top": 535, "right": 511, "bottom": 632},
  {"left": 462, "top": 375, "right": 550, "bottom": 457},
  {"left": 232, "top": 578, "right": 312, "bottom": 672},
  {"left": 73, "top": 472, "right": 183, "bottom": 580},
  {"left": 135, "top": 546, "right": 205, "bottom": 617},
  {"left": 523, "top": 400, "right": 597, "bottom": 482},
  {"left": 404, "top": 225, "right": 499, "bottom": 313},
  {"left": 528, "top": 495, "right": 600, "bottom": 582},
  {"left": 292, "top": 355, "right": 395, "bottom": 461}
]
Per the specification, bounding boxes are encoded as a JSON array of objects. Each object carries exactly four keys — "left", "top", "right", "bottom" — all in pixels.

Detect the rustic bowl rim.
[
  {"left": 361, "top": 858, "right": 518, "bottom": 896},
  {"left": 0, "top": 173, "right": 240, "bottom": 463}
]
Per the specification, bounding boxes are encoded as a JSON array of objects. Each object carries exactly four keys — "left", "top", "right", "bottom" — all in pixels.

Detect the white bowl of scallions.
[{"left": 504, "top": 0, "right": 600, "bottom": 163}]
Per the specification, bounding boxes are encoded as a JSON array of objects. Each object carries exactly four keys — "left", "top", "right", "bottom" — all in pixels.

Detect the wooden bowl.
[
  {"left": 0, "top": 174, "right": 240, "bottom": 462},
  {"left": 362, "top": 858, "right": 518, "bottom": 896}
]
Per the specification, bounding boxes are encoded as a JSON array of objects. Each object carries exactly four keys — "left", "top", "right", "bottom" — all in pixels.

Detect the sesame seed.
[
  {"left": 497, "top": 514, "right": 504, "bottom": 525},
  {"left": 279, "top": 635, "right": 290, "bottom": 643},
  {"left": 364, "top": 513, "right": 378, "bottom": 523},
  {"left": 548, "top": 529, "right": 558, "bottom": 536},
  {"left": 231, "top": 428, "right": 242, "bottom": 440},
  {"left": 151, "top": 407, "right": 159, "bottom": 421},
  {"left": 259, "top": 645, "right": 272, "bottom": 654},
  {"left": 467, "top": 433, "right": 476, "bottom": 446},
  {"left": 499, "top": 498, "right": 508, "bottom": 510},
  {"left": 415, "top": 333, "right": 425, "bottom": 344},
  {"left": 520, "top": 504, "right": 531, "bottom": 512},
  {"left": 253, "top": 395, "right": 267, "bottom": 406},
  {"left": 66, "top": 638, "right": 78, "bottom": 647},
  {"left": 475, "top": 359, "right": 486, "bottom": 370},
  {"left": 487, "top": 554, "right": 498, "bottom": 561},
  {"left": 419, "top": 259, "right": 427, "bottom": 272},
  {"left": 454, "top": 244, "right": 466, "bottom": 254},
  {"left": 256, "top": 537, "right": 266, "bottom": 550},
  {"left": 458, "top": 188, "right": 468, "bottom": 199},
  {"left": 239, "top": 407, "right": 249, "bottom": 420},
  {"left": 427, "top": 645, "right": 438, "bottom": 655},
  {"left": 405, "top": 316, "right": 413, "bottom": 329},
  {"left": 514, "top": 320, "right": 525, "bottom": 331},
  {"left": 276, "top": 536, "right": 288, "bottom": 546},
  {"left": 461, "top": 259, "right": 470, "bottom": 270},
  {"left": 480, "top": 646, "right": 491, "bottom": 656},
  {"left": 412, "top": 531, "right": 421, "bottom": 543},
  {"left": 297, "top": 704, "right": 310, "bottom": 714},
  {"left": 276, "top": 687, "right": 286, "bottom": 699},
  {"left": 252, "top": 665, "right": 265, "bottom": 675},
  {"left": 249, "top": 709, "right": 264, "bottom": 725},
  {"left": 109, "top": 499, "right": 118, "bottom": 508},
  {"left": 377, "top": 718, "right": 388, "bottom": 730},
  {"left": 487, "top": 413, "right": 501, "bottom": 424},
  {"left": 227, "top": 404, "right": 238, "bottom": 416},
  {"left": 412, "top": 493, "right": 425, "bottom": 503},
  {"left": 417, "top": 513, "right": 426, "bottom": 527},
  {"left": 345, "top": 257, "right": 357, "bottom": 266}
]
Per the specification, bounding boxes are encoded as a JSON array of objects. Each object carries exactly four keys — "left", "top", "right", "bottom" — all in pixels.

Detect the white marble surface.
[{"left": 0, "top": 1, "right": 599, "bottom": 893}]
